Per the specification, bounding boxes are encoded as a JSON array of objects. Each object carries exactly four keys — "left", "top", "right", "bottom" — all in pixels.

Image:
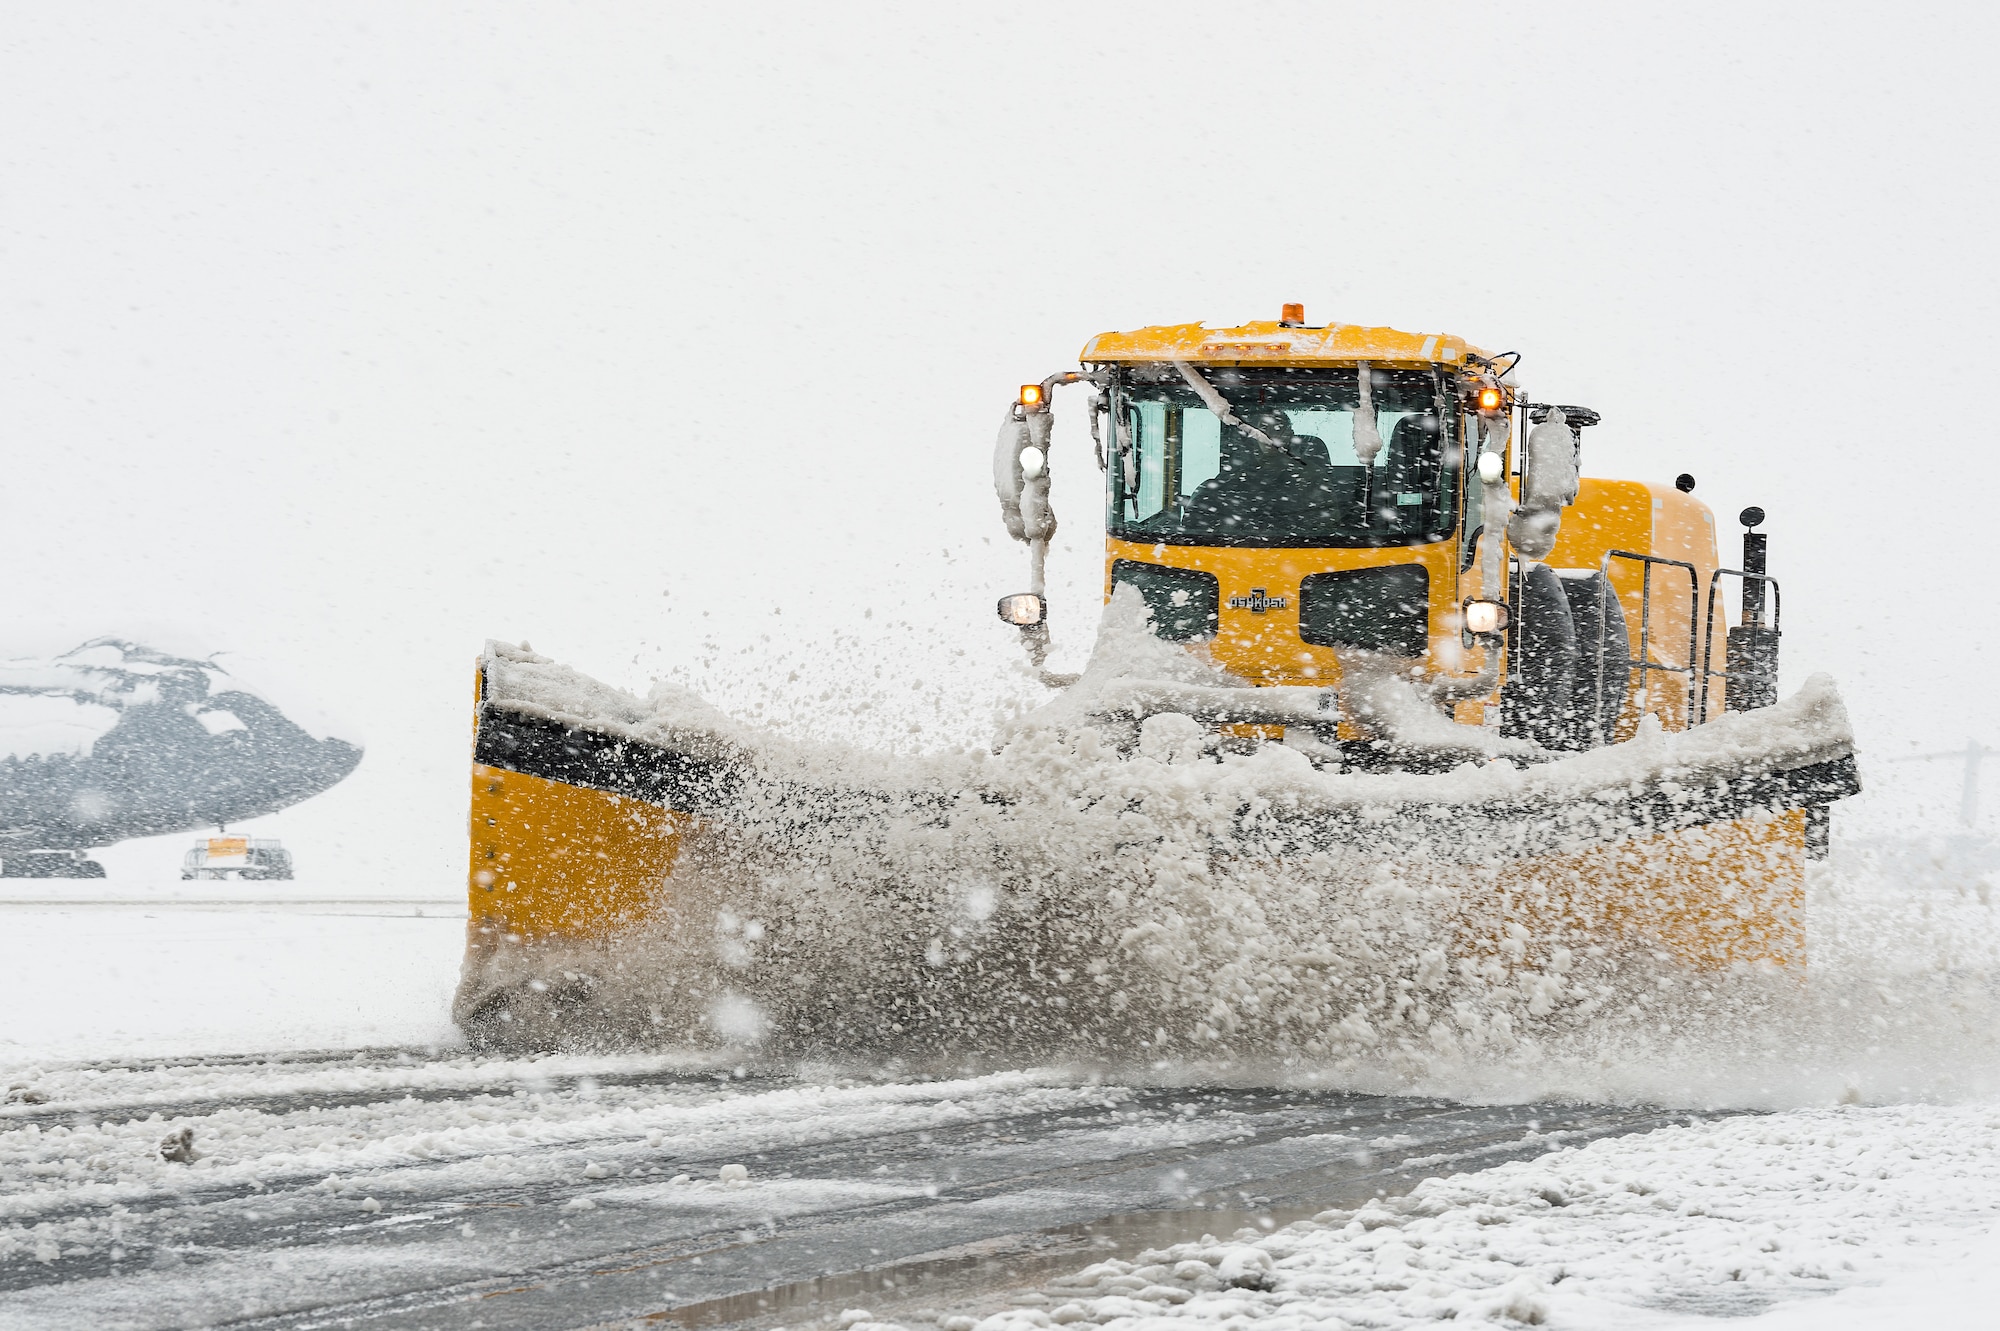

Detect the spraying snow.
[{"left": 453, "top": 594, "right": 2000, "bottom": 1111}]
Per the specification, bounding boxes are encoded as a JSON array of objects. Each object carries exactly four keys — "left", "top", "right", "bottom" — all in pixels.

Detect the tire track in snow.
[{"left": 0, "top": 1055, "right": 1684, "bottom": 1331}]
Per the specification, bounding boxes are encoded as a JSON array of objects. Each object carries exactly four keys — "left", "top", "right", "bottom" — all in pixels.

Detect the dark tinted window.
[
  {"left": 1108, "top": 365, "right": 1460, "bottom": 548},
  {"left": 1299, "top": 564, "right": 1430, "bottom": 657},
  {"left": 1110, "top": 560, "right": 1219, "bottom": 641}
]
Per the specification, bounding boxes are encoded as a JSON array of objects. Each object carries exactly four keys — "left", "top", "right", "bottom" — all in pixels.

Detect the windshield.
[{"left": 1107, "top": 364, "right": 1461, "bottom": 547}]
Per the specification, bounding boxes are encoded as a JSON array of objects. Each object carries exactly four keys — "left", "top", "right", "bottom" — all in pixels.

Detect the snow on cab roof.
[{"left": 1080, "top": 319, "right": 1488, "bottom": 368}]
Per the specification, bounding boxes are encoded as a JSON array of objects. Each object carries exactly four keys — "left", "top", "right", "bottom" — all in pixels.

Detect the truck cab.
[{"left": 1024, "top": 312, "right": 1734, "bottom": 749}]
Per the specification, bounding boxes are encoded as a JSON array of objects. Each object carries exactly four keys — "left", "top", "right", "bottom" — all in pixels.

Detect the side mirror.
[
  {"left": 1521, "top": 408, "right": 1580, "bottom": 510},
  {"left": 1530, "top": 404, "right": 1600, "bottom": 429},
  {"left": 997, "top": 593, "right": 1045, "bottom": 627}
]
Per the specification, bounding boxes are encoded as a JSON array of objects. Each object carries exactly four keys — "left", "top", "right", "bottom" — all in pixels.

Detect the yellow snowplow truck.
[{"left": 457, "top": 309, "right": 1858, "bottom": 1052}]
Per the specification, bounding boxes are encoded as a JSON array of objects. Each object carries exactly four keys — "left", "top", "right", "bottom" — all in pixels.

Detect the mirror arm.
[{"left": 993, "top": 369, "right": 1110, "bottom": 689}]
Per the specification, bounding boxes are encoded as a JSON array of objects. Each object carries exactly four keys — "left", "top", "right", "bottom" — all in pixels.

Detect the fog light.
[
  {"left": 1463, "top": 598, "right": 1509, "bottom": 636},
  {"left": 997, "top": 593, "right": 1045, "bottom": 627}
]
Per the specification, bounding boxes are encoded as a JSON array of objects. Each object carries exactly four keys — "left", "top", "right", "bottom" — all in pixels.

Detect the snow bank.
[
  {"left": 945, "top": 1104, "right": 2000, "bottom": 1331},
  {"left": 0, "top": 907, "right": 462, "bottom": 1065}
]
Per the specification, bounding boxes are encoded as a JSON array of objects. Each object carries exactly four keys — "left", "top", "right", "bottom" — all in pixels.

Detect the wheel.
[
  {"left": 1502, "top": 563, "right": 1577, "bottom": 749},
  {"left": 1556, "top": 570, "right": 1632, "bottom": 749}
]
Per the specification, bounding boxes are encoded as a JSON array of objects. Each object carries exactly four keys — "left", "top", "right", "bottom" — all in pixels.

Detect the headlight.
[
  {"left": 1463, "top": 598, "right": 1510, "bottom": 636},
  {"left": 997, "top": 593, "right": 1045, "bottom": 627},
  {"left": 1018, "top": 445, "right": 1046, "bottom": 478},
  {"left": 1477, "top": 451, "right": 1505, "bottom": 485}
]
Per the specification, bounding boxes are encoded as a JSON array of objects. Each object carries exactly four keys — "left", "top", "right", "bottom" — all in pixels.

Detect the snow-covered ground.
[
  {"left": 0, "top": 881, "right": 462, "bottom": 1063},
  {"left": 0, "top": 1057, "right": 1667, "bottom": 1329},
  {"left": 937, "top": 1104, "right": 2000, "bottom": 1331},
  {"left": 5, "top": 843, "right": 2000, "bottom": 1328}
]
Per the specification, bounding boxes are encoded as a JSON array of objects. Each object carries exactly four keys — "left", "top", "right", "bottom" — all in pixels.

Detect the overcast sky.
[{"left": 3, "top": 3, "right": 1992, "bottom": 878}]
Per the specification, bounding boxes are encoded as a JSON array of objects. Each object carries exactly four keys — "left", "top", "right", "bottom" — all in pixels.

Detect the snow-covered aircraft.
[{"left": 0, "top": 639, "right": 362, "bottom": 877}]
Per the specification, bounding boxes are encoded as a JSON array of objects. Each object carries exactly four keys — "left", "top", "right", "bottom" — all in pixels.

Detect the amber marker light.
[
  {"left": 1019, "top": 384, "right": 1045, "bottom": 408},
  {"left": 1476, "top": 385, "right": 1505, "bottom": 413},
  {"left": 1281, "top": 302, "right": 1305, "bottom": 325}
]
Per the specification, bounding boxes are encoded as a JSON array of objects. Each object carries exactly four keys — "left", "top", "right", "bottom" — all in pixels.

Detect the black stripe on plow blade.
[
  {"left": 473, "top": 705, "right": 1858, "bottom": 865},
  {"left": 474, "top": 702, "right": 739, "bottom": 809},
  {"left": 1243, "top": 755, "right": 1860, "bottom": 861}
]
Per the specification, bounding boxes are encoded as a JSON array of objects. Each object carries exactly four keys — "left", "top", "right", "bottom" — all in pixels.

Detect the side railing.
[
  {"left": 1596, "top": 550, "right": 1699, "bottom": 730},
  {"left": 1695, "top": 568, "right": 1782, "bottom": 725}
]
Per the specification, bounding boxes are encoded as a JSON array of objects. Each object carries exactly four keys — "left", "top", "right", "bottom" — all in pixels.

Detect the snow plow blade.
[{"left": 455, "top": 642, "right": 1859, "bottom": 1053}]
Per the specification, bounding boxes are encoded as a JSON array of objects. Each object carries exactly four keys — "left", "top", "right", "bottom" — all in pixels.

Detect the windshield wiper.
[{"left": 1170, "top": 361, "right": 1282, "bottom": 455}]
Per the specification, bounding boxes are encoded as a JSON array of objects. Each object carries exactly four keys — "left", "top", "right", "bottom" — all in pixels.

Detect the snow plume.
[
  {"left": 469, "top": 824, "right": 2000, "bottom": 1109},
  {"left": 465, "top": 611, "right": 2000, "bottom": 1110}
]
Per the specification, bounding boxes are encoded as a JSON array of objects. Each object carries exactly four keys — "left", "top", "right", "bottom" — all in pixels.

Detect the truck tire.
[
  {"left": 1502, "top": 563, "right": 1577, "bottom": 749},
  {"left": 1557, "top": 570, "right": 1631, "bottom": 749}
]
